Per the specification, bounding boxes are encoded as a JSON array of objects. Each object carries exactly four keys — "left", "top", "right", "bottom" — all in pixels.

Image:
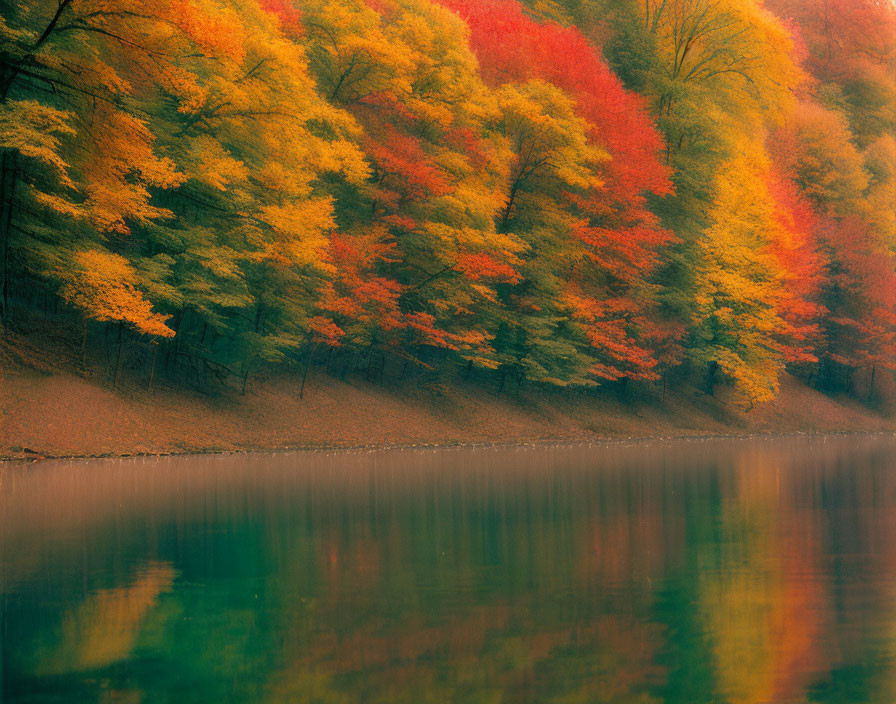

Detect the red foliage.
[
  {"left": 454, "top": 253, "right": 521, "bottom": 283},
  {"left": 769, "top": 0, "right": 896, "bottom": 82},
  {"left": 442, "top": 126, "right": 489, "bottom": 170},
  {"left": 308, "top": 316, "right": 346, "bottom": 346},
  {"left": 435, "top": 0, "right": 679, "bottom": 378},
  {"left": 258, "top": 0, "right": 303, "bottom": 36},
  {"left": 573, "top": 221, "right": 670, "bottom": 280},
  {"left": 364, "top": 124, "right": 453, "bottom": 203},
  {"left": 767, "top": 172, "right": 827, "bottom": 363},
  {"left": 436, "top": 0, "right": 672, "bottom": 208},
  {"left": 405, "top": 311, "right": 456, "bottom": 349},
  {"left": 320, "top": 7, "right": 523, "bottom": 355},
  {"left": 565, "top": 286, "right": 664, "bottom": 380},
  {"left": 820, "top": 216, "right": 896, "bottom": 369},
  {"left": 318, "top": 230, "right": 405, "bottom": 342}
]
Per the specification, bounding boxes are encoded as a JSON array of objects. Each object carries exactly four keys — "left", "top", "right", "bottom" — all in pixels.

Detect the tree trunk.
[
  {"left": 705, "top": 361, "right": 719, "bottom": 395},
  {"left": 499, "top": 180, "right": 521, "bottom": 232},
  {"left": 0, "top": 151, "right": 18, "bottom": 326},
  {"left": 366, "top": 344, "right": 375, "bottom": 381},
  {"left": 172, "top": 308, "right": 188, "bottom": 370},
  {"left": 147, "top": 342, "right": 158, "bottom": 392},
  {"left": 241, "top": 365, "right": 250, "bottom": 395},
  {"left": 618, "top": 376, "right": 629, "bottom": 400},
  {"left": 868, "top": 363, "right": 876, "bottom": 403},
  {"left": 378, "top": 350, "right": 387, "bottom": 382},
  {"left": 300, "top": 339, "right": 315, "bottom": 399},
  {"left": 341, "top": 351, "right": 354, "bottom": 380},
  {"left": 112, "top": 322, "right": 124, "bottom": 389},
  {"left": 81, "top": 318, "right": 88, "bottom": 371},
  {"left": 164, "top": 310, "right": 182, "bottom": 370}
]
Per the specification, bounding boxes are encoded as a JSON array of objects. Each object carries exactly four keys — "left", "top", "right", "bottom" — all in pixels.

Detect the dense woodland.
[{"left": 0, "top": 0, "right": 894, "bottom": 405}]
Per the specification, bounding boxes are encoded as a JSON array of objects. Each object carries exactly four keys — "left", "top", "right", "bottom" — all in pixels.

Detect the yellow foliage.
[
  {"left": 58, "top": 250, "right": 175, "bottom": 337},
  {"left": 0, "top": 101, "right": 76, "bottom": 188},
  {"left": 301, "top": 0, "right": 416, "bottom": 105},
  {"left": 862, "top": 135, "right": 896, "bottom": 252},
  {"left": 258, "top": 198, "right": 336, "bottom": 269},
  {"left": 693, "top": 136, "right": 792, "bottom": 406},
  {"left": 497, "top": 80, "right": 608, "bottom": 193},
  {"left": 31, "top": 190, "right": 88, "bottom": 220},
  {"left": 644, "top": 0, "right": 803, "bottom": 124},
  {"left": 785, "top": 100, "right": 870, "bottom": 215}
]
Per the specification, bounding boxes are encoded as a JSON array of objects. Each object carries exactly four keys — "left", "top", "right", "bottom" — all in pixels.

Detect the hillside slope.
[{"left": 1, "top": 331, "right": 892, "bottom": 460}]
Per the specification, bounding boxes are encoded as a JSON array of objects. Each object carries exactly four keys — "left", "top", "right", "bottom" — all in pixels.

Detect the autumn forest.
[{"left": 2, "top": 0, "right": 896, "bottom": 407}]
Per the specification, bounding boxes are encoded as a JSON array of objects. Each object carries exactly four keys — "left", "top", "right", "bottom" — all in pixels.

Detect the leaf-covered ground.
[{"left": 2, "top": 329, "right": 891, "bottom": 460}]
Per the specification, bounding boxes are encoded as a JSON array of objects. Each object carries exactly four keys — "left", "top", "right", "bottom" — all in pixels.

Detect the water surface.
[{"left": 3, "top": 436, "right": 896, "bottom": 703}]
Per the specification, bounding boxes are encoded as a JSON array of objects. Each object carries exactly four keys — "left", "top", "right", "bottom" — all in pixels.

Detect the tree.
[
  {"left": 817, "top": 216, "right": 896, "bottom": 383},
  {"left": 438, "top": 0, "right": 676, "bottom": 384},
  {"left": 771, "top": 100, "right": 870, "bottom": 217},
  {"left": 128, "top": 0, "right": 367, "bottom": 379},
  {"left": 768, "top": 0, "right": 896, "bottom": 148},
  {"left": 0, "top": 2, "right": 192, "bottom": 328},
  {"left": 765, "top": 172, "right": 826, "bottom": 365},
  {"left": 765, "top": 0, "right": 896, "bottom": 391},
  {"left": 691, "top": 138, "right": 823, "bottom": 406},
  {"left": 298, "top": 0, "right": 526, "bottom": 369}
]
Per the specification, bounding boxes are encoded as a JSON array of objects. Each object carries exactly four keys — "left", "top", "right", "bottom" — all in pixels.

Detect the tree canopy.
[{"left": 1, "top": 0, "right": 894, "bottom": 403}]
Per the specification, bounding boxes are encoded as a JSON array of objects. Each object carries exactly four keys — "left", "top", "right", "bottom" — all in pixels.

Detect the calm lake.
[{"left": 3, "top": 435, "right": 896, "bottom": 703}]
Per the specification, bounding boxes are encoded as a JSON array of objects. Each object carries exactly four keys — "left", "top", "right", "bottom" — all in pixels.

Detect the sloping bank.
[{"left": 2, "top": 359, "right": 894, "bottom": 461}]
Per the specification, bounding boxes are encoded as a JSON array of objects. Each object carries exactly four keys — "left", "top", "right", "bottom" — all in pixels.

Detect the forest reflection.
[{"left": 3, "top": 436, "right": 896, "bottom": 703}]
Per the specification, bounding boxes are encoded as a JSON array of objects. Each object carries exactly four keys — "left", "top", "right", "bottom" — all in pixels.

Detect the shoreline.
[{"left": 4, "top": 427, "right": 894, "bottom": 465}]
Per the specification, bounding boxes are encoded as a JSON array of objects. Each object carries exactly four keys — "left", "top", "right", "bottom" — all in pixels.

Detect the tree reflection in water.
[{"left": 2, "top": 436, "right": 895, "bottom": 703}]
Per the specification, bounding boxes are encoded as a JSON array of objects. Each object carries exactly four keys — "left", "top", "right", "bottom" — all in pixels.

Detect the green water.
[{"left": 3, "top": 436, "right": 896, "bottom": 703}]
